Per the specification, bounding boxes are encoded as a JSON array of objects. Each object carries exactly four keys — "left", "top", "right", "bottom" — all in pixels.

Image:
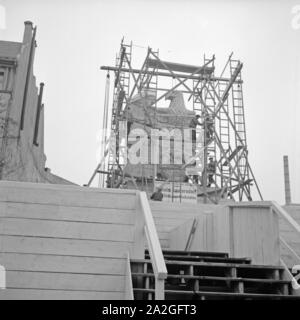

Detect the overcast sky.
[{"left": 0, "top": 0, "right": 299, "bottom": 204}]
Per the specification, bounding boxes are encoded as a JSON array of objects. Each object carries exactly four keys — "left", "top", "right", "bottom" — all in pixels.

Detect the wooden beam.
[
  {"left": 272, "top": 201, "right": 300, "bottom": 235},
  {"left": 140, "top": 191, "right": 167, "bottom": 280},
  {"left": 101, "top": 66, "right": 243, "bottom": 83},
  {"left": 147, "top": 58, "right": 214, "bottom": 75}
]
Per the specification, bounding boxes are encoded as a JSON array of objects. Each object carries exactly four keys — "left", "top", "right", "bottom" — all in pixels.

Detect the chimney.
[
  {"left": 23, "top": 21, "right": 33, "bottom": 44},
  {"left": 283, "top": 155, "right": 292, "bottom": 205}
]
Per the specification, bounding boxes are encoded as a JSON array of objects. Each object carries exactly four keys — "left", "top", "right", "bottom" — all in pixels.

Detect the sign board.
[
  {"left": 155, "top": 181, "right": 197, "bottom": 203},
  {"left": 185, "top": 166, "right": 202, "bottom": 176}
]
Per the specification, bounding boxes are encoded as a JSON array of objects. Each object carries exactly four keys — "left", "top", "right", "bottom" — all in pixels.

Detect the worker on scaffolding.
[
  {"left": 150, "top": 185, "right": 164, "bottom": 201},
  {"left": 202, "top": 112, "right": 214, "bottom": 143},
  {"left": 189, "top": 114, "right": 202, "bottom": 152},
  {"left": 207, "top": 157, "right": 216, "bottom": 187}
]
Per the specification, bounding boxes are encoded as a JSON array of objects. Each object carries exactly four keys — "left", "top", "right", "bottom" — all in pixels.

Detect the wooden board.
[
  {"left": 0, "top": 182, "right": 144, "bottom": 299},
  {"left": 5, "top": 271, "right": 124, "bottom": 291},
  {"left": 230, "top": 206, "right": 280, "bottom": 265},
  {"left": 0, "top": 253, "right": 126, "bottom": 275},
  {"left": 0, "top": 218, "right": 134, "bottom": 242},
  {"left": 169, "top": 207, "right": 230, "bottom": 253},
  {"left": 0, "top": 235, "right": 133, "bottom": 258},
  {"left": 0, "top": 289, "right": 123, "bottom": 300},
  {"left": 147, "top": 58, "right": 214, "bottom": 75},
  {"left": 168, "top": 204, "right": 281, "bottom": 266},
  {"left": 0, "top": 182, "right": 137, "bottom": 209},
  {"left": 0, "top": 202, "right": 135, "bottom": 225}
]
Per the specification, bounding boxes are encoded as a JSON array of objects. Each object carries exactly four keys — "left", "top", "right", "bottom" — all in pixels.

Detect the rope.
[{"left": 98, "top": 71, "right": 110, "bottom": 187}]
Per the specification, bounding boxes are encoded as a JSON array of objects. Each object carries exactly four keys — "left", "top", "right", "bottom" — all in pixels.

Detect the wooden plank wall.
[
  {"left": 162, "top": 202, "right": 280, "bottom": 266},
  {"left": 229, "top": 205, "right": 280, "bottom": 265},
  {"left": 150, "top": 201, "right": 224, "bottom": 249},
  {"left": 169, "top": 206, "right": 230, "bottom": 253},
  {"left": 0, "top": 181, "right": 143, "bottom": 300}
]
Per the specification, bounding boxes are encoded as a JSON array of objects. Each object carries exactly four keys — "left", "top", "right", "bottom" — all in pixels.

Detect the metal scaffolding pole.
[{"left": 87, "top": 40, "right": 262, "bottom": 203}]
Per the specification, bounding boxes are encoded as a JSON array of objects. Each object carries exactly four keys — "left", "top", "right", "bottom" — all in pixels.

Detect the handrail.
[
  {"left": 125, "top": 252, "right": 134, "bottom": 300},
  {"left": 139, "top": 192, "right": 167, "bottom": 300},
  {"left": 280, "top": 236, "right": 300, "bottom": 263},
  {"left": 271, "top": 201, "right": 300, "bottom": 235},
  {"left": 271, "top": 201, "right": 300, "bottom": 283}
]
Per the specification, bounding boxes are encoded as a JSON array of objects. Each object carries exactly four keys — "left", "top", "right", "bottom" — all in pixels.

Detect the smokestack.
[
  {"left": 283, "top": 155, "right": 292, "bottom": 205},
  {"left": 23, "top": 21, "right": 33, "bottom": 44}
]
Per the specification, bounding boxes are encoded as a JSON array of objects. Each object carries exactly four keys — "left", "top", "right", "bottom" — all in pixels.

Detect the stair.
[{"left": 131, "top": 249, "right": 300, "bottom": 300}]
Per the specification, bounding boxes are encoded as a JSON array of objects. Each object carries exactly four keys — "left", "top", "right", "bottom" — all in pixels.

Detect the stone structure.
[
  {"left": 0, "top": 22, "right": 73, "bottom": 184},
  {"left": 123, "top": 89, "right": 196, "bottom": 184}
]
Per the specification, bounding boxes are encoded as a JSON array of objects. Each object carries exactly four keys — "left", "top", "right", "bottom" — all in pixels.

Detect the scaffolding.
[{"left": 87, "top": 40, "right": 263, "bottom": 203}]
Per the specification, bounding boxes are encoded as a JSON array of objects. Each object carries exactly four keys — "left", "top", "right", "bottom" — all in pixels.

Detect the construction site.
[
  {"left": 0, "top": 20, "right": 300, "bottom": 301},
  {"left": 87, "top": 39, "right": 263, "bottom": 204}
]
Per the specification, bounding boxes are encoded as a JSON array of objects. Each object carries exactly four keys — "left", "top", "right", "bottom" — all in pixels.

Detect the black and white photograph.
[{"left": 0, "top": 0, "right": 300, "bottom": 307}]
